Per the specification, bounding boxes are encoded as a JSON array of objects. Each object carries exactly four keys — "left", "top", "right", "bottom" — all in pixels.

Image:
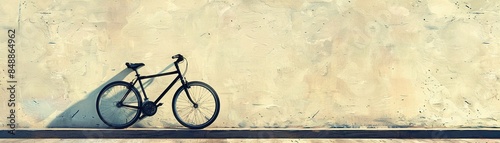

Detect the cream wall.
[{"left": 2, "top": 0, "right": 500, "bottom": 128}]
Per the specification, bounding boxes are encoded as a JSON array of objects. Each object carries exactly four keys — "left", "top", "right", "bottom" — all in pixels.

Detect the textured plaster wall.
[{"left": 2, "top": 0, "right": 500, "bottom": 128}]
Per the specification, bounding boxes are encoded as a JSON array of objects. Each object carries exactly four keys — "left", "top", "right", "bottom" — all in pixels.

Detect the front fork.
[
  {"left": 174, "top": 58, "right": 198, "bottom": 107},
  {"left": 181, "top": 77, "right": 198, "bottom": 108}
]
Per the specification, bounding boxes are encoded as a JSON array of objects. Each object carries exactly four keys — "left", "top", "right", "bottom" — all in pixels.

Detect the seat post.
[{"left": 134, "top": 69, "right": 140, "bottom": 78}]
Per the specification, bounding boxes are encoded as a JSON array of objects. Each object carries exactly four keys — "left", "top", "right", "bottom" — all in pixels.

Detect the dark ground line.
[{"left": 1, "top": 129, "right": 500, "bottom": 139}]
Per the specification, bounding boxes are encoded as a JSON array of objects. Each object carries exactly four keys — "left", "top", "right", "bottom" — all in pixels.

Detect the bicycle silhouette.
[{"left": 96, "top": 54, "right": 220, "bottom": 129}]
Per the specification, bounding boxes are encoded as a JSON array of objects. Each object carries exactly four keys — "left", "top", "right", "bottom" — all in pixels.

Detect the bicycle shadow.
[{"left": 46, "top": 63, "right": 174, "bottom": 128}]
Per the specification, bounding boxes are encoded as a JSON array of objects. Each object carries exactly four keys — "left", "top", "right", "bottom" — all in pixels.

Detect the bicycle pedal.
[{"left": 157, "top": 103, "right": 163, "bottom": 107}]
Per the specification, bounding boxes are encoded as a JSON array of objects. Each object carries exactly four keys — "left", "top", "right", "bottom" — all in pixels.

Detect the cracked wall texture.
[{"left": 2, "top": 0, "right": 500, "bottom": 128}]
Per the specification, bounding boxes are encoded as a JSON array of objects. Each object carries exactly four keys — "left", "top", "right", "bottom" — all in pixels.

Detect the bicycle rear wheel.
[
  {"left": 172, "top": 81, "right": 220, "bottom": 129},
  {"left": 96, "top": 81, "right": 142, "bottom": 129}
]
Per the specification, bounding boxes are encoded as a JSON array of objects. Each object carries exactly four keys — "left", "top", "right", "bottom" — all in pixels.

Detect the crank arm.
[{"left": 139, "top": 114, "right": 147, "bottom": 120}]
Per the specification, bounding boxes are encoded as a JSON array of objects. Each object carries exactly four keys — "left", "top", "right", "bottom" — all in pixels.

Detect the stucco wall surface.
[{"left": 2, "top": 0, "right": 500, "bottom": 128}]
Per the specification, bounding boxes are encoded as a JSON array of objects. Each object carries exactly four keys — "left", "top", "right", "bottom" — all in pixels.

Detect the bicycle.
[{"left": 96, "top": 54, "right": 220, "bottom": 129}]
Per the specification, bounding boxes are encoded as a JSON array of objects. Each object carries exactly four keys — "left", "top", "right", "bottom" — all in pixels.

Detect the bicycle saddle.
[{"left": 125, "top": 62, "right": 145, "bottom": 70}]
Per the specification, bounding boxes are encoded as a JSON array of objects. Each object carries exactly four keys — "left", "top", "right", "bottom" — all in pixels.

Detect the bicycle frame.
[{"left": 124, "top": 60, "right": 195, "bottom": 106}]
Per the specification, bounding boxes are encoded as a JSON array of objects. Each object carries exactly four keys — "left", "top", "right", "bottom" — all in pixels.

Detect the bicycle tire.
[
  {"left": 172, "top": 81, "right": 220, "bottom": 129},
  {"left": 96, "top": 81, "right": 142, "bottom": 129}
]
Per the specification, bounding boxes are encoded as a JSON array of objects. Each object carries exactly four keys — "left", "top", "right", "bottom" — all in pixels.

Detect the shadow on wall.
[{"left": 47, "top": 63, "right": 175, "bottom": 128}]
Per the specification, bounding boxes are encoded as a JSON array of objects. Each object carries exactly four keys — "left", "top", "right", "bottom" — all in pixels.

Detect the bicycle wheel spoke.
[
  {"left": 201, "top": 101, "right": 215, "bottom": 106},
  {"left": 196, "top": 109, "right": 210, "bottom": 121},
  {"left": 194, "top": 88, "right": 205, "bottom": 103},
  {"left": 176, "top": 104, "right": 192, "bottom": 111},
  {"left": 198, "top": 106, "right": 213, "bottom": 116},
  {"left": 108, "top": 109, "right": 118, "bottom": 121},
  {"left": 178, "top": 104, "right": 193, "bottom": 110},
  {"left": 195, "top": 109, "right": 203, "bottom": 124},
  {"left": 191, "top": 110, "right": 198, "bottom": 125},
  {"left": 198, "top": 94, "right": 212, "bottom": 105},
  {"left": 196, "top": 108, "right": 204, "bottom": 124},
  {"left": 177, "top": 98, "right": 191, "bottom": 105},
  {"left": 123, "top": 110, "right": 136, "bottom": 121},
  {"left": 99, "top": 105, "right": 114, "bottom": 112},
  {"left": 181, "top": 108, "right": 194, "bottom": 124},
  {"left": 101, "top": 106, "right": 117, "bottom": 114},
  {"left": 195, "top": 87, "right": 204, "bottom": 103},
  {"left": 198, "top": 87, "right": 210, "bottom": 103},
  {"left": 196, "top": 108, "right": 210, "bottom": 121}
]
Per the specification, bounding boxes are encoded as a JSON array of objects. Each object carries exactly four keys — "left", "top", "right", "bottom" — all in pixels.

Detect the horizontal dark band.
[{"left": 1, "top": 128, "right": 500, "bottom": 139}]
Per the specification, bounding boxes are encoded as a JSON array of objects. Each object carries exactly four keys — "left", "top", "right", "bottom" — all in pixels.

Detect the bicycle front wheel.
[
  {"left": 172, "top": 81, "right": 220, "bottom": 129},
  {"left": 96, "top": 81, "right": 142, "bottom": 129}
]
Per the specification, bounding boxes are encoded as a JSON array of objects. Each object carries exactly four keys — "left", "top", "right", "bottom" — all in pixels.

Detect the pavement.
[{"left": 1, "top": 128, "right": 500, "bottom": 139}]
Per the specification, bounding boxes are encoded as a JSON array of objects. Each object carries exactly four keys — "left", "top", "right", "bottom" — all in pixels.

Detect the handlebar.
[
  {"left": 172, "top": 54, "right": 184, "bottom": 62},
  {"left": 173, "top": 54, "right": 188, "bottom": 76}
]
